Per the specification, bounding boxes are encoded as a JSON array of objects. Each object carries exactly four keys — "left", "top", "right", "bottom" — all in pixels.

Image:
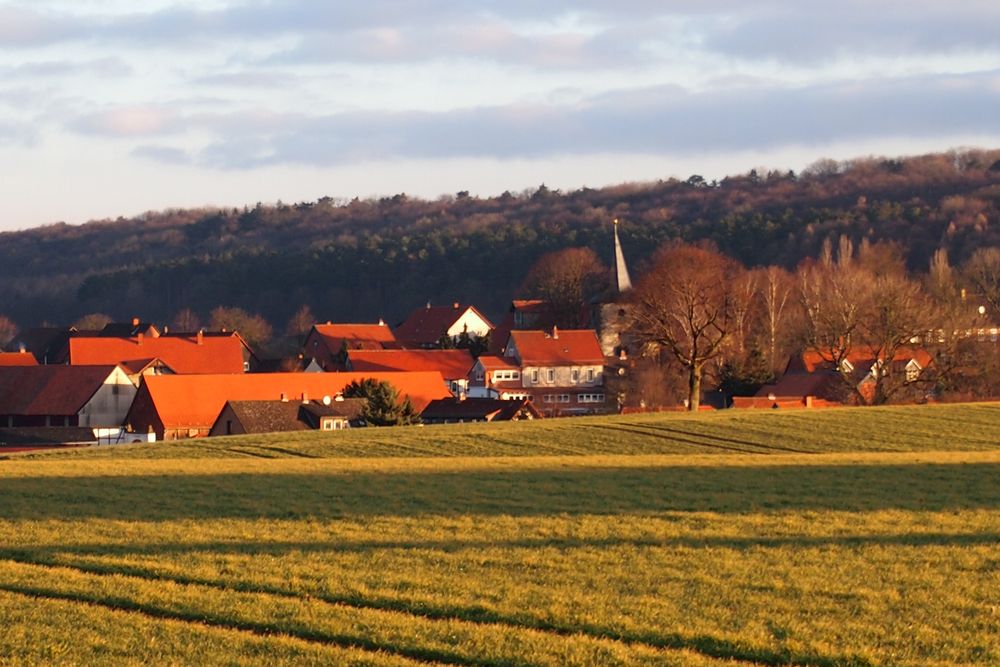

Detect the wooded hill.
[{"left": 2, "top": 148, "right": 1000, "bottom": 329}]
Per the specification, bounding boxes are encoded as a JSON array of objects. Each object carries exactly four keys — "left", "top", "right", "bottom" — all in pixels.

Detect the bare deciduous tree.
[
  {"left": 521, "top": 247, "right": 608, "bottom": 328},
  {"left": 629, "top": 243, "right": 742, "bottom": 411}
]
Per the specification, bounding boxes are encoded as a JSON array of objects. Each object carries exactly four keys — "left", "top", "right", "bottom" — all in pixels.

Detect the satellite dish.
[{"left": 322, "top": 395, "right": 331, "bottom": 406}]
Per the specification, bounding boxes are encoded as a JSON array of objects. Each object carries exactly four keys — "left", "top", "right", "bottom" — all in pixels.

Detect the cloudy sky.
[{"left": 1, "top": 1, "right": 999, "bottom": 230}]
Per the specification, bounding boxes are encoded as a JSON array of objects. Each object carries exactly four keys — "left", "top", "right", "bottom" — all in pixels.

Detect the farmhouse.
[
  {"left": 66, "top": 330, "right": 252, "bottom": 374},
  {"left": 744, "top": 347, "right": 934, "bottom": 407},
  {"left": 125, "top": 371, "right": 450, "bottom": 440},
  {"left": 209, "top": 397, "right": 367, "bottom": 436},
  {"left": 304, "top": 321, "right": 398, "bottom": 370},
  {"left": 395, "top": 302, "right": 493, "bottom": 348},
  {"left": 0, "top": 364, "right": 136, "bottom": 428}
]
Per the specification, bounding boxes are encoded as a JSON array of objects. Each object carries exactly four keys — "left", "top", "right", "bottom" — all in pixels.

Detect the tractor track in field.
[
  {"left": 583, "top": 423, "right": 782, "bottom": 455},
  {"left": 643, "top": 425, "right": 813, "bottom": 454},
  {"left": 0, "top": 554, "right": 859, "bottom": 667}
]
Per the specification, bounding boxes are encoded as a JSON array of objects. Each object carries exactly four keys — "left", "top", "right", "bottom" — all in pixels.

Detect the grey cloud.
[
  {"left": 131, "top": 144, "right": 192, "bottom": 164},
  {"left": 120, "top": 69, "right": 1000, "bottom": 169},
  {"left": 2, "top": 57, "right": 132, "bottom": 79}
]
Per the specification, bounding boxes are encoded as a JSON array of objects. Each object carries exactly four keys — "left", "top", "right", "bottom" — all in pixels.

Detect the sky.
[{"left": 1, "top": 1, "right": 999, "bottom": 231}]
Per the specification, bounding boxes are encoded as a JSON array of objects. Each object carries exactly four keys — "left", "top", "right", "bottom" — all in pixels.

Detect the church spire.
[{"left": 613, "top": 219, "right": 632, "bottom": 293}]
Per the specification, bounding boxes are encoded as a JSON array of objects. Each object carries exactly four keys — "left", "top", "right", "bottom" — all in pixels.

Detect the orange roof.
[
  {"left": 347, "top": 349, "right": 474, "bottom": 381},
  {"left": 68, "top": 335, "right": 246, "bottom": 374},
  {"left": 131, "top": 371, "right": 451, "bottom": 431},
  {"left": 507, "top": 329, "right": 605, "bottom": 365},
  {"left": 797, "top": 347, "right": 933, "bottom": 373},
  {"left": 309, "top": 323, "right": 397, "bottom": 351},
  {"left": 0, "top": 352, "right": 38, "bottom": 367},
  {"left": 394, "top": 303, "right": 493, "bottom": 346},
  {"left": 474, "top": 355, "right": 520, "bottom": 371}
]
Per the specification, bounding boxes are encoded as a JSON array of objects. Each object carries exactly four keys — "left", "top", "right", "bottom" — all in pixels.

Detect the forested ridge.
[{"left": 2, "top": 149, "right": 1000, "bottom": 329}]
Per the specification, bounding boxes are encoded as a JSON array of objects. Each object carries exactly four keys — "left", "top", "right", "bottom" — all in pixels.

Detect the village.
[{"left": 2, "top": 224, "right": 995, "bottom": 450}]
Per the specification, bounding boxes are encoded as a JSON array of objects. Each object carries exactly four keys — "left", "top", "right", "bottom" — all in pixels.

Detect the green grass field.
[{"left": 1, "top": 404, "right": 998, "bottom": 665}]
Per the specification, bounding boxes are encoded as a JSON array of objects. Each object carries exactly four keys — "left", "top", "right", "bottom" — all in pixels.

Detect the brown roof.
[
  {"left": 130, "top": 371, "right": 451, "bottom": 432},
  {"left": 421, "top": 397, "right": 541, "bottom": 422},
  {"left": 0, "top": 352, "right": 38, "bottom": 367},
  {"left": 395, "top": 303, "right": 494, "bottom": 346},
  {"left": 221, "top": 398, "right": 367, "bottom": 434},
  {"left": 0, "top": 365, "right": 119, "bottom": 416},
  {"left": 68, "top": 335, "right": 246, "bottom": 374},
  {"left": 507, "top": 329, "right": 605, "bottom": 365},
  {"left": 347, "top": 349, "right": 474, "bottom": 380}
]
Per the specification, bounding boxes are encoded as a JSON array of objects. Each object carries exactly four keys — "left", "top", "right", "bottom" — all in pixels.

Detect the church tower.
[
  {"left": 613, "top": 218, "right": 632, "bottom": 294},
  {"left": 594, "top": 219, "right": 634, "bottom": 357}
]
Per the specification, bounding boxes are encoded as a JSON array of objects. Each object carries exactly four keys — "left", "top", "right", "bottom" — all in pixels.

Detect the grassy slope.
[{"left": 1, "top": 404, "right": 998, "bottom": 665}]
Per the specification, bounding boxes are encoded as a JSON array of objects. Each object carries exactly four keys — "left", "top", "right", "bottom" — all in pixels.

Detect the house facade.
[
  {"left": 395, "top": 303, "right": 494, "bottom": 348},
  {"left": 0, "top": 364, "right": 136, "bottom": 428},
  {"left": 469, "top": 328, "right": 611, "bottom": 416}
]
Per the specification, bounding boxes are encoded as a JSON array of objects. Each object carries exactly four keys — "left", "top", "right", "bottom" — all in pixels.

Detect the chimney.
[
  {"left": 426, "top": 301, "right": 431, "bottom": 309},
  {"left": 378, "top": 318, "right": 385, "bottom": 326},
  {"left": 132, "top": 317, "right": 140, "bottom": 327},
  {"left": 302, "top": 392, "right": 309, "bottom": 404},
  {"left": 280, "top": 393, "right": 288, "bottom": 402},
  {"left": 552, "top": 326, "right": 559, "bottom": 339},
  {"left": 453, "top": 302, "right": 459, "bottom": 310},
  {"left": 197, "top": 330, "right": 204, "bottom": 345},
  {"left": 137, "top": 332, "right": 144, "bottom": 345}
]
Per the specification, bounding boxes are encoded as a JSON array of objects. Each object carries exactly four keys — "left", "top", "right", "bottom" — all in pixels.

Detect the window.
[
  {"left": 511, "top": 371, "right": 520, "bottom": 380},
  {"left": 571, "top": 369, "right": 579, "bottom": 383},
  {"left": 905, "top": 364, "right": 920, "bottom": 383},
  {"left": 578, "top": 394, "right": 606, "bottom": 403},
  {"left": 243, "top": 361, "right": 251, "bottom": 372},
  {"left": 586, "top": 369, "right": 594, "bottom": 382},
  {"left": 112, "top": 383, "right": 122, "bottom": 395},
  {"left": 531, "top": 370, "right": 539, "bottom": 383},
  {"left": 322, "top": 419, "right": 335, "bottom": 431},
  {"left": 547, "top": 369, "right": 554, "bottom": 382}
]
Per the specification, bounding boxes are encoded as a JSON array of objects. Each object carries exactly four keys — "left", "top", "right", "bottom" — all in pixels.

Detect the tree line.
[{"left": 0, "top": 149, "right": 998, "bottom": 330}]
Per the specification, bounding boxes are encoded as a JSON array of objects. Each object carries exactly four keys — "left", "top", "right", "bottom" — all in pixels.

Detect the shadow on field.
[
  {"left": 0, "top": 462, "right": 998, "bottom": 520},
  {"left": 7, "top": 531, "right": 1000, "bottom": 562}
]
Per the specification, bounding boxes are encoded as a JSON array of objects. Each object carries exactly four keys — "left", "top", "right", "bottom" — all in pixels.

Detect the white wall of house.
[
  {"left": 77, "top": 367, "right": 137, "bottom": 427},
  {"left": 446, "top": 308, "right": 492, "bottom": 339},
  {"left": 520, "top": 365, "right": 603, "bottom": 388}
]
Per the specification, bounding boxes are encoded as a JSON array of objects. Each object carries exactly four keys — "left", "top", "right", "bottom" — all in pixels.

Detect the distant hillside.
[{"left": 2, "top": 148, "right": 999, "bottom": 329}]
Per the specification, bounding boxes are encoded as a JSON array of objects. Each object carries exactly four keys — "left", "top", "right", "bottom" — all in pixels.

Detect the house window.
[
  {"left": 531, "top": 370, "right": 539, "bottom": 383},
  {"left": 322, "top": 419, "right": 335, "bottom": 431},
  {"left": 511, "top": 371, "right": 520, "bottom": 380},
  {"left": 243, "top": 361, "right": 251, "bottom": 372},
  {"left": 905, "top": 365, "right": 920, "bottom": 383},
  {"left": 112, "top": 383, "right": 122, "bottom": 395},
  {"left": 475, "top": 371, "right": 484, "bottom": 381},
  {"left": 547, "top": 369, "right": 555, "bottom": 382},
  {"left": 587, "top": 369, "right": 594, "bottom": 382},
  {"left": 578, "top": 393, "right": 606, "bottom": 403},
  {"left": 543, "top": 395, "right": 552, "bottom": 403},
  {"left": 571, "top": 369, "right": 579, "bottom": 383}
]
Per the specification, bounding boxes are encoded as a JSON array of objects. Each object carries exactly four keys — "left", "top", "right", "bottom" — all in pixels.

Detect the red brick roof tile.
[
  {"left": 68, "top": 335, "right": 246, "bottom": 374},
  {"left": 347, "top": 349, "right": 474, "bottom": 381}
]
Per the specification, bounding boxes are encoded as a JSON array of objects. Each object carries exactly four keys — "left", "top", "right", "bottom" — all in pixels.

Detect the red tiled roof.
[
  {"left": 129, "top": 371, "right": 451, "bottom": 432},
  {"left": 0, "top": 352, "right": 38, "bottom": 367},
  {"left": 507, "top": 329, "right": 605, "bottom": 365},
  {"left": 474, "top": 355, "right": 520, "bottom": 371},
  {"left": 68, "top": 335, "right": 246, "bottom": 374},
  {"left": 395, "top": 304, "right": 494, "bottom": 346},
  {"left": 347, "top": 349, "right": 474, "bottom": 381},
  {"left": 0, "top": 365, "right": 119, "bottom": 416},
  {"left": 796, "top": 347, "right": 933, "bottom": 373},
  {"left": 309, "top": 323, "right": 397, "bottom": 351}
]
